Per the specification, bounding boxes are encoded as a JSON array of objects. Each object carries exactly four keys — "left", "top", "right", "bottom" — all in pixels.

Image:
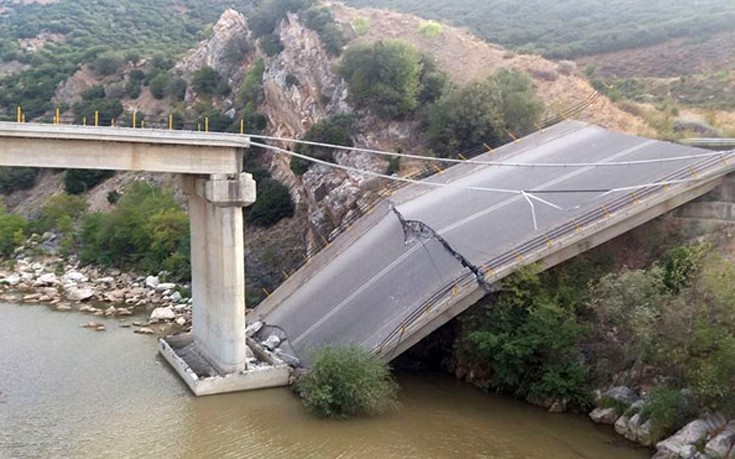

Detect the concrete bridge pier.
[{"left": 183, "top": 173, "right": 255, "bottom": 373}]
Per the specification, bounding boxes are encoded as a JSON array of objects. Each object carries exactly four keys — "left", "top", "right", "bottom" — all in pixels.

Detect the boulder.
[
  {"left": 104, "top": 306, "right": 117, "bottom": 317},
  {"left": 35, "top": 273, "right": 57, "bottom": 286},
  {"left": 603, "top": 386, "right": 640, "bottom": 405},
  {"left": 55, "top": 304, "right": 72, "bottom": 311},
  {"left": 5, "top": 274, "right": 21, "bottom": 286},
  {"left": 145, "top": 276, "right": 160, "bottom": 289},
  {"left": 656, "top": 414, "right": 728, "bottom": 458},
  {"left": 589, "top": 407, "right": 620, "bottom": 425},
  {"left": 65, "top": 287, "right": 95, "bottom": 302},
  {"left": 63, "top": 271, "right": 87, "bottom": 283},
  {"left": 548, "top": 400, "right": 567, "bottom": 413},
  {"left": 175, "top": 317, "right": 187, "bottom": 327},
  {"left": 169, "top": 291, "right": 183, "bottom": 303},
  {"left": 150, "top": 306, "right": 175, "bottom": 321},
  {"left": 155, "top": 283, "right": 177, "bottom": 293},
  {"left": 97, "top": 277, "right": 115, "bottom": 284},
  {"left": 705, "top": 425, "right": 735, "bottom": 458}
]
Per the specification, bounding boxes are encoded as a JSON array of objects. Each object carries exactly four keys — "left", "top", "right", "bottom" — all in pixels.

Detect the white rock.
[
  {"left": 5, "top": 274, "right": 21, "bottom": 286},
  {"left": 97, "top": 277, "right": 115, "bottom": 284},
  {"left": 134, "top": 327, "right": 155, "bottom": 335},
  {"left": 589, "top": 407, "right": 620, "bottom": 425},
  {"left": 65, "top": 287, "right": 95, "bottom": 302},
  {"left": 169, "top": 291, "right": 183, "bottom": 303},
  {"left": 704, "top": 425, "right": 735, "bottom": 459},
  {"left": 656, "top": 414, "right": 728, "bottom": 458},
  {"left": 155, "top": 283, "right": 176, "bottom": 292},
  {"left": 35, "top": 273, "right": 57, "bottom": 286},
  {"left": 63, "top": 271, "right": 87, "bottom": 283},
  {"left": 150, "top": 306, "right": 175, "bottom": 321},
  {"left": 145, "top": 276, "right": 160, "bottom": 289},
  {"left": 175, "top": 317, "right": 186, "bottom": 326}
]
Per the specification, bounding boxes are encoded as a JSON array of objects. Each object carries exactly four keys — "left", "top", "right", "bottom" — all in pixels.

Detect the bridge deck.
[
  {"left": 0, "top": 122, "right": 249, "bottom": 174},
  {"left": 254, "top": 121, "right": 735, "bottom": 364}
]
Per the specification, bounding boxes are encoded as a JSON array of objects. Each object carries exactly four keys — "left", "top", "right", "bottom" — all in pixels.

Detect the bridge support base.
[{"left": 160, "top": 173, "right": 290, "bottom": 395}]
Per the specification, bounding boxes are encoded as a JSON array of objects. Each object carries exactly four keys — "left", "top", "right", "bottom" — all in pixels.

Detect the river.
[{"left": 0, "top": 303, "right": 648, "bottom": 458}]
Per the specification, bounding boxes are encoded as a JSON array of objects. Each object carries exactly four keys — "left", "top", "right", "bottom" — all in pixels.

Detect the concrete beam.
[{"left": 0, "top": 122, "right": 247, "bottom": 174}]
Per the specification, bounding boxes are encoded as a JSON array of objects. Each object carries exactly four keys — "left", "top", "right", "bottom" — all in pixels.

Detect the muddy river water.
[{"left": 0, "top": 303, "right": 648, "bottom": 458}]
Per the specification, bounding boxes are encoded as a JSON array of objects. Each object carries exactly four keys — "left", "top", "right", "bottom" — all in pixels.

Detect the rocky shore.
[
  {"left": 589, "top": 386, "right": 735, "bottom": 458},
  {"left": 0, "top": 234, "right": 192, "bottom": 335}
]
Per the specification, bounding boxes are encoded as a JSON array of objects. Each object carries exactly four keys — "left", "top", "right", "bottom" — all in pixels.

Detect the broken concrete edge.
[{"left": 158, "top": 334, "right": 292, "bottom": 396}]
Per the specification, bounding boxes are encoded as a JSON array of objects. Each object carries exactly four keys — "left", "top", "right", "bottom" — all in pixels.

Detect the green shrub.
[
  {"left": 64, "top": 169, "right": 115, "bottom": 195},
  {"left": 0, "top": 201, "right": 27, "bottom": 257},
  {"left": 0, "top": 167, "right": 40, "bottom": 194},
  {"left": 81, "top": 85, "right": 106, "bottom": 101},
  {"left": 418, "top": 20, "right": 444, "bottom": 38},
  {"left": 293, "top": 345, "right": 399, "bottom": 418},
  {"left": 91, "top": 52, "right": 124, "bottom": 76},
  {"left": 458, "top": 267, "right": 593, "bottom": 410},
  {"left": 246, "top": 178, "right": 294, "bottom": 227},
  {"left": 640, "top": 387, "right": 698, "bottom": 442},
  {"left": 149, "top": 73, "right": 172, "bottom": 100},
  {"left": 300, "top": 7, "right": 345, "bottom": 55},
  {"left": 339, "top": 40, "right": 424, "bottom": 119},
  {"left": 290, "top": 115, "right": 354, "bottom": 175},
  {"left": 79, "top": 182, "right": 190, "bottom": 281},
  {"left": 165, "top": 77, "right": 187, "bottom": 101},
  {"left": 249, "top": 0, "right": 314, "bottom": 38},
  {"left": 259, "top": 32, "right": 285, "bottom": 56},
  {"left": 36, "top": 194, "right": 88, "bottom": 233},
  {"left": 352, "top": 17, "right": 370, "bottom": 36},
  {"left": 192, "top": 66, "right": 230, "bottom": 97},
  {"left": 72, "top": 98, "right": 124, "bottom": 126},
  {"left": 237, "top": 58, "right": 266, "bottom": 107}
]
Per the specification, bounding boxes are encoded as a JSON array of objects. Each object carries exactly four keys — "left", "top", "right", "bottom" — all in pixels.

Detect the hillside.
[
  {"left": 0, "top": 0, "right": 256, "bottom": 118},
  {"left": 340, "top": 0, "right": 735, "bottom": 59}
]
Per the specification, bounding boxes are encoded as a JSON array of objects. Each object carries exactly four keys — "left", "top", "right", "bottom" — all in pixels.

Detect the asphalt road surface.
[{"left": 258, "top": 121, "right": 723, "bottom": 363}]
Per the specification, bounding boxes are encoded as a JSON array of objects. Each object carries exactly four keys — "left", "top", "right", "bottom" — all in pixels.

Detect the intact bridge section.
[{"left": 254, "top": 121, "right": 735, "bottom": 365}]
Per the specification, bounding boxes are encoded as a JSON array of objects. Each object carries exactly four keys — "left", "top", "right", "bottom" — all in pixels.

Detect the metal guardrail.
[{"left": 372, "top": 150, "right": 735, "bottom": 356}]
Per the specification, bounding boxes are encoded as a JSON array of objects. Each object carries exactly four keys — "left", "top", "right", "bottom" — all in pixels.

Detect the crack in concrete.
[{"left": 389, "top": 204, "right": 494, "bottom": 292}]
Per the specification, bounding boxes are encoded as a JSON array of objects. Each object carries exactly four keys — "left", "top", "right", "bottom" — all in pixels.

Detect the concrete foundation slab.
[{"left": 159, "top": 334, "right": 291, "bottom": 396}]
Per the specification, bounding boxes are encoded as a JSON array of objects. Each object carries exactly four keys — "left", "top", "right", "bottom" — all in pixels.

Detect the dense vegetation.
[
  {"left": 457, "top": 240, "right": 735, "bottom": 438},
  {"left": 294, "top": 345, "right": 399, "bottom": 418},
  {"left": 290, "top": 115, "right": 355, "bottom": 175},
  {"left": 426, "top": 69, "right": 542, "bottom": 158},
  {"left": 0, "top": 0, "right": 256, "bottom": 118},
  {"left": 342, "top": 0, "right": 735, "bottom": 58}
]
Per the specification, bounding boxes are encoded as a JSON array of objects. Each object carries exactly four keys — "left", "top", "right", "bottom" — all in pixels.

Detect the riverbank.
[{"left": 0, "top": 232, "right": 192, "bottom": 336}]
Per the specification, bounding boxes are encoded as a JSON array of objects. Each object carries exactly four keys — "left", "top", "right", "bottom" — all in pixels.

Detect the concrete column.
[{"left": 183, "top": 173, "right": 256, "bottom": 374}]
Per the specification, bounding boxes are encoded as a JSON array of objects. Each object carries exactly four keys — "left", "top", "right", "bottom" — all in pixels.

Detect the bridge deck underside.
[{"left": 256, "top": 121, "right": 732, "bottom": 364}]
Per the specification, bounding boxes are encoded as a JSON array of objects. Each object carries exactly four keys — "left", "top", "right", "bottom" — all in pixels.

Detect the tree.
[
  {"left": 339, "top": 40, "right": 424, "bottom": 119},
  {"left": 493, "top": 69, "right": 543, "bottom": 135},
  {"left": 91, "top": 52, "right": 124, "bottom": 76},
  {"left": 246, "top": 178, "right": 294, "bottom": 227},
  {"left": 426, "top": 78, "right": 505, "bottom": 158},
  {"left": 191, "top": 66, "right": 230, "bottom": 97},
  {"left": 149, "top": 73, "right": 172, "bottom": 100}
]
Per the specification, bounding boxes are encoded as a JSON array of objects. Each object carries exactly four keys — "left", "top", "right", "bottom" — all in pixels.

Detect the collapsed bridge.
[{"left": 253, "top": 120, "right": 735, "bottom": 364}]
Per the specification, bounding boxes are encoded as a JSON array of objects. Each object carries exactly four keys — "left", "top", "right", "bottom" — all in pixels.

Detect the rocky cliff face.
[
  {"left": 260, "top": 12, "right": 423, "bottom": 249},
  {"left": 176, "top": 9, "right": 252, "bottom": 105}
]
